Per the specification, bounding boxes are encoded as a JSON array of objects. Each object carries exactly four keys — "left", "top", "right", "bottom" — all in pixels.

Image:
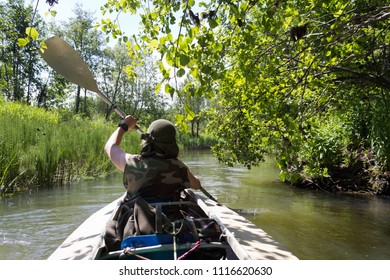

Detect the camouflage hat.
[{"left": 140, "top": 119, "right": 179, "bottom": 158}]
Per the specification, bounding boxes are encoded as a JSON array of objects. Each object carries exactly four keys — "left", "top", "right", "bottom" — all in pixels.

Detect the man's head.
[{"left": 140, "top": 119, "right": 179, "bottom": 158}]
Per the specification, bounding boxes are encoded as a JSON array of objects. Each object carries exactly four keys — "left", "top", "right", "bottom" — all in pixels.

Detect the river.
[{"left": 1, "top": 151, "right": 390, "bottom": 260}]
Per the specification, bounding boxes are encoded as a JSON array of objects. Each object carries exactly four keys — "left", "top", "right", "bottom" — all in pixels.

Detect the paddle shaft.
[
  {"left": 200, "top": 186, "right": 220, "bottom": 205},
  {"left": 89, "top": 89, "right": 144, "bottom": 133}
]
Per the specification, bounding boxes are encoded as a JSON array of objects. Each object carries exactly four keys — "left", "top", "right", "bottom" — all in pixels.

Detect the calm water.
[{"left": 1, "top": 151, "right": 390, "bottom": 259}]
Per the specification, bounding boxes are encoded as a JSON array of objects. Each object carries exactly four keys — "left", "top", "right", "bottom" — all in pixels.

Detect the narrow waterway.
[{"left": 1, "top": 150, "right": 389, "bottom": 259}]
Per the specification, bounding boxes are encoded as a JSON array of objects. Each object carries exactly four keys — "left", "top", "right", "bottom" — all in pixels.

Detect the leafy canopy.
[{"left": 97, "top": 0, "right": 389, "bottom": 173}]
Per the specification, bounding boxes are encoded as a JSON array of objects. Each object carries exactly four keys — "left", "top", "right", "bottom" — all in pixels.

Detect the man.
[{"left": 105, "top": 115, "right": 201, "bottom": 203}]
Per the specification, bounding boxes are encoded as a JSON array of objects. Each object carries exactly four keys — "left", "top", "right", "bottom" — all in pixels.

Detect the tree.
[
  {"left": 125, "top": 54, "right": 169, "bottom": 124},
  {"left": 35, "top": 73, "right": 68, "bottom": 109},
  {"left": 172, "top": 77, "right": 210, "bottom": 137},
  {"left": 96, "top": 46, "right": 127, "bottom": 119},
  {"left": 0, "top": 0, "right": 45, "bottom": 103},
  {"left": 52, "top": 3, "right": 106, "bottom": 115},
  {"left": 95, "top": 43, "right": 167, "bottom": 123},
  {"left": 98, "top": 0, "right": 389, "bottom": 192}
]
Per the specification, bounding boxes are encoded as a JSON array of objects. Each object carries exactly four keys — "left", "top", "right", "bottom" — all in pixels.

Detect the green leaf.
[
  {"left": 17, "top": 37, "right": 30, "bottom": 47},
  {"left": 39, "top": 41, "right": 47, "bottom": 53},
  {"left": 190, "top": 67, "right": 199, "bottom": 79},
  {"left": 179, "top": 54, "right": 190, "bottom": 66},
  {"left": 165, "top": 83, "right": 175, "bottom": 96},
  {"left": 215, "top": 42, "right": 223, "bottom": 52},
  {"left": 155, "top": 82, "right": 162, "bottom": 94},
  {"left": 177, "top": 68, "right": 186, "bottom": 77},
  {"left": 279, "top": 171, "right": 287, "bottom": 182},
  {"left": 283, "top": 16, "right": 293, "bottom": 29},
  {"left": 333, "top": 10, "right": 343, "bottom": 18},
  {"left": 165, "top": 52, "right": 175, "bottom": 67},
  {"left": 175, "top": 113, "right": 184, "bottom": 123},
  {"left": 149, "top": 39, "right": 159, "bottom": 49},
  {"left": 25, "top": 27, "right": 39, "bottom": 40},
  {"left": 175, "top": 114, "right": 189, "bottom": 133},
  {"left": 184, "top": 103, "right": 196, "bottom": 121},
  {"left": 134, "top": 42, "right": 141, "bottom": 51},
  {"left": 209, "top": 18, "right": 218, "bottom": 29},
  {"left": 290, "top": 172, "right": 301, "bottom": 184}
]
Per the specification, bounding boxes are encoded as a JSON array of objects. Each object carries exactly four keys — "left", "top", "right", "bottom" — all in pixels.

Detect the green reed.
[{"left": 0, "top": 100, "right": 140, "bottom": 196}]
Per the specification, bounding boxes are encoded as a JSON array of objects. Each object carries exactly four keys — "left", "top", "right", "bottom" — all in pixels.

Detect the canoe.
[{"left": 48, "top": 189, "right": 298, "bottom": 260}]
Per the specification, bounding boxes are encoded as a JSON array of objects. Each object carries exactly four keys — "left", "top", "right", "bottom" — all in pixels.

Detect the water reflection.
[
  {"left": 0, "top": 177, "right": 124, "bottom": 260},
  {"left": 181, "top": 150, "right": 390, "bottom": 260}
]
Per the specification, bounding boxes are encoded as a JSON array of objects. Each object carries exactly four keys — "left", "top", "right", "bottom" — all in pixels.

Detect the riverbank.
[
  {"left": 0, "top": 101, "right": 215, "bottom": 197},
  {"left": 0, "top": 101, "right": 140, "bottom": 197},
  {"left": 2, "top": 100, "right": 388, "bottom": 198},
  {"left": 293, "top": 149, "right": 390, "bottom": 196}
]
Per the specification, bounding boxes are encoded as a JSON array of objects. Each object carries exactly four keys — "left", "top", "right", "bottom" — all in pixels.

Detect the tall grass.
[{"left": 0, "top": 100, "right": 140, "bottom": 196}]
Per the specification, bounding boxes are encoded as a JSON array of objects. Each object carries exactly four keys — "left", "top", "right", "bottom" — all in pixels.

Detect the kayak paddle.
[{"left": 39, "top": 35, "right": 143, "bottom": 133}]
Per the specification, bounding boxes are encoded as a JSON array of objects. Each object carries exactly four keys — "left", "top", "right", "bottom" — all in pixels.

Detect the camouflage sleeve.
[{"left": 175, "top": 159, "right": 191, "bottom": 189}]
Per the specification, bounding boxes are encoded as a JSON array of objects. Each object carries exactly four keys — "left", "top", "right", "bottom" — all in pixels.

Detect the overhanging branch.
[{"left": 329, "top": 66, "right": 390, "bottom": 89}]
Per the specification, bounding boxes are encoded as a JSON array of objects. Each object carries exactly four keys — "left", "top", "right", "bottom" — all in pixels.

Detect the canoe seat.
[{"left": 121, "top": 233, "right": 173, "bottom": 249}]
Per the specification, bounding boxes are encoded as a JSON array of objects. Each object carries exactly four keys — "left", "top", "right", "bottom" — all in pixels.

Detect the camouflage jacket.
[{"left": 123, "top": 154, "right": 190, "bottom": 203}]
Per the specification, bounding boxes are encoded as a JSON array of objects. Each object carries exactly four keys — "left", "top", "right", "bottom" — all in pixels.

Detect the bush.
[{"left": 299, "top": 115, "right": 351, "bottom": 178}]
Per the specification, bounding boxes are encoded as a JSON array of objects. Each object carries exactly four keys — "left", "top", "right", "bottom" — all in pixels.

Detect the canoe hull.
[{"left": 48, "top": 190, "right": 298, "bottom": 260}]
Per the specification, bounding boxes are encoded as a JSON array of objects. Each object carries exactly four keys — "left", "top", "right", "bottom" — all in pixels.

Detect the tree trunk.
[
  {"left": 83, "top": 88, "right": 87, "bottom": 115},
  {"left": 75, "top": 85, "right": 81, "bottom": 113}
]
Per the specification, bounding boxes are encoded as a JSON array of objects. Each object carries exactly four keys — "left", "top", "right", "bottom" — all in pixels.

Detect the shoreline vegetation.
[
  {"left": 294, "top": 151, "right": 390, "bottom": 196},
  {"left": 1, "top": 101, "right": 388, "bottom": 197},
  {"left": 0, "top": 101, "right": 139, "bottom": 196}
]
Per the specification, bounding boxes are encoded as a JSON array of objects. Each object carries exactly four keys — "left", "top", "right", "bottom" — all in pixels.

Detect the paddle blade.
[
  {"left": 40, "top": 36, "right": 100, "bottom": 93},
  {"left": 39, "top": 35, "right": 134, "bottom": 123}
]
